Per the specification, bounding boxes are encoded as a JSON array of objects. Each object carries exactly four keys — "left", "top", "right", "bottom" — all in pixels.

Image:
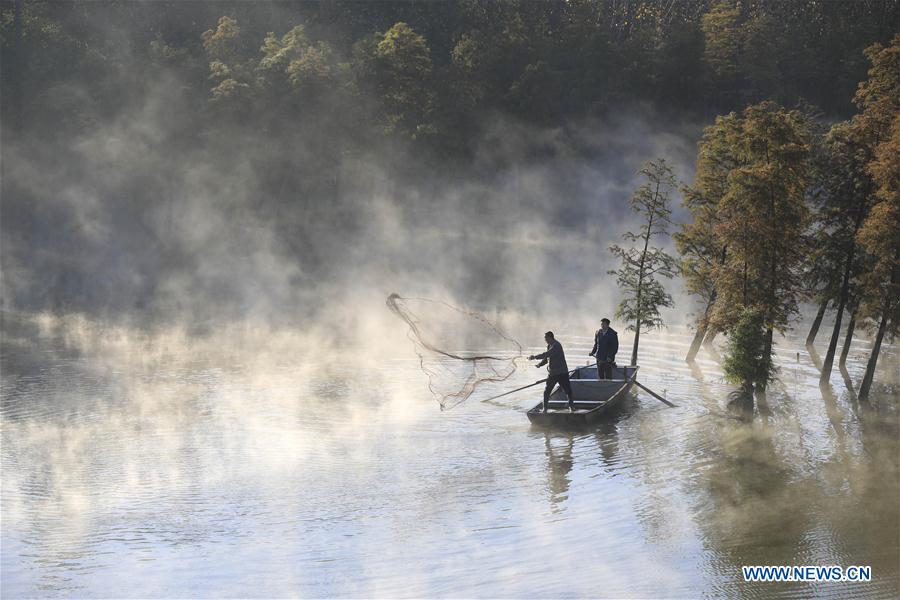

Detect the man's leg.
[
  {"left": 542, "top": 376, "right": 557, "bottom": 412},
  {"left": 599, "top": 362, "right": 612, "bottom": 379},
  {"left": 560, "top": 373, "right": 574, "bottom": 411}
]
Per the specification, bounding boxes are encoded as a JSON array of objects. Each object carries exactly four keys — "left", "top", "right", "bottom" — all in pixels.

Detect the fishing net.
[{"left": 386, "top": 293, "right": 524, "bottom": 410}]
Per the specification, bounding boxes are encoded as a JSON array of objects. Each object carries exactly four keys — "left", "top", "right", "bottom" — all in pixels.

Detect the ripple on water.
[{"left": 1, "top": 324, "right": 898, "bottom": 598}]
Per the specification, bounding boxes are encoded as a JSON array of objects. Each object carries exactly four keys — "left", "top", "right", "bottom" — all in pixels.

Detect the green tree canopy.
[{"left": 609, "top": 159, "right": 679, "bottom": 365}]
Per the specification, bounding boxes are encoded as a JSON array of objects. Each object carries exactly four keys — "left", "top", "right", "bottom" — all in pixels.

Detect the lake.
[{"left": 2, "top": 312, "right": 898, "bottom": 598}]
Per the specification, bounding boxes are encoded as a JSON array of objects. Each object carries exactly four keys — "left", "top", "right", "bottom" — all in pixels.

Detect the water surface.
[{"left": 2, "top": 315, "right": 898, "bottom": 598}]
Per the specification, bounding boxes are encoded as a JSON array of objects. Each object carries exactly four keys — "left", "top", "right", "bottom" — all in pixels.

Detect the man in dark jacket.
[
  {"left": 590, "top": 318, "right": 618, "bottom": 379},
  {"left": 529, "top": 331, "right": 574, "bottom": 412}
]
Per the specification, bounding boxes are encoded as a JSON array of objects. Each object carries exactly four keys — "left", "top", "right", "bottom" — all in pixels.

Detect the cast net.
[{"left": 386, "top": 293, "right": 523, "bottom": 410}]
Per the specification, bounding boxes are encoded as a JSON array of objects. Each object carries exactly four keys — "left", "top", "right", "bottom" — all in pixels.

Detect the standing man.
[
  {"left": 590, "top": 318, "right": 619, "bottom": 379},
  {"left": 529, "top": 331, "right": 575, "bottom": 412}
]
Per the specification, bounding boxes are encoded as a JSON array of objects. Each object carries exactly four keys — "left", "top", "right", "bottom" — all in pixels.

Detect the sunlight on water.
[{"left": 1, "top": 313, "right": 898, "bottom": 598}]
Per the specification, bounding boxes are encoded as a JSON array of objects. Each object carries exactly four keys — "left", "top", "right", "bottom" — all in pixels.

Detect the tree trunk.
[
  {"left": 702, "top": 328, "right": 718, "bottom": 348},
  {"left": 839, "top": 309, "right": 856, "bottom": 367},
  {"left": 687, "top": 292, "right": 716, "bottom": 362},
  {"left": 858, "top": 312, "right": 888, "bottom": 402},
  {"left": 631, "top": 325, "right": 641, "bottom": 366},
  {"left": 822, "top": 209, "right": 866, "bottom": 384},
  {"left": 806, "top": 299, "right": 828, "bottom": 346},
  {"left": 820, "top": 263, "right": 853, "bottom": 384},
  {"left": 688, "top": 245, "right": 726, "bottom": 362},
  {"left": 759, "top": 327, "right": 774, "bottom": 392},
  {"left": 632, "top": 199, "right": 656, "bottom": 367},
  {"left": 819, "top": 297, "right": 845, "bottom": 385},
  {"left": 686, "top": 323, "right": 706, "bottom": 363}
]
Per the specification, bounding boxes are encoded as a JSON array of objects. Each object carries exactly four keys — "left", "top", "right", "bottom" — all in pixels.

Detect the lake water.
[{"left": 2, "top": 313, "right": 898, "bottom": 598}]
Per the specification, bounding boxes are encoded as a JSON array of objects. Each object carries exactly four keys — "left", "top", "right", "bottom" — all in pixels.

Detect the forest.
[{"left": 1, "top": 0, "right": 898, "bottom": 401}]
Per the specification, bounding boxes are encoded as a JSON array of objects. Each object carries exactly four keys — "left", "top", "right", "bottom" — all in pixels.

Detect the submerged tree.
[
  {"left": 676, "top": 112, "right": 742, "bottom": 361},
  {"left": 722, "top": 306, "right": 776, "bottom": 394},
  {"left": 854, "top": 36, "right": 900, "bottom": 400},
  {"left": 609, "top": 159, "right": 679, "bottom": 366},
  {"left": 857, "top": 114, "right": 900, "bottom": 400},
  {"left": 813, "top": 119, "right": 876, "bottom": 385},
  {"left": 676, "top": 187, "right": 721, "bottom": 362},
  {"left": 705, "top": 102, "right": 811, "bottom": 394}
]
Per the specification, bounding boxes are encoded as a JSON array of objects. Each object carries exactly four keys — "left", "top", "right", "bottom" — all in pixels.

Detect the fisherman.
[
  {"left": 529, "top": 331, "right": 574, "bottom": 413},
  {"left": 589, "top": 318, "right": 618, "bottom": 379}
]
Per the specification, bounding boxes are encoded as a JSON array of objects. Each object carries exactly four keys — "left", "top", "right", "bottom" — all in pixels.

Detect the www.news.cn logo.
[{"left": 742, "top": 565, "right": 872, "bottom": 582}]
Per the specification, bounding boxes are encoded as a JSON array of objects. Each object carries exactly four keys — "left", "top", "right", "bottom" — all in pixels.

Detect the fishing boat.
[{"left": 527, "top": 364, "right": 638, "bottom": 428}]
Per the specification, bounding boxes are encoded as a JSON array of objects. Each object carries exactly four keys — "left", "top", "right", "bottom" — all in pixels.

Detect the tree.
[
  {"left": 353, "top": 22, "right": 434, "bottom": 138},
  {"left": 708, "top": 102, "right": 811, "bottom": 393},
  {"left": 857, "top": 113, "right": 900, "bottom": 400},
  {"left": 675, "top": 186, "right": 721, "bottom": 362},
  {"left": 722, "top": 306, "right": 776, "bottom": 391},
  {"left": 851, "top": 35, "right": 900, "bottom": 400},
  {"left": 676, "top": 112, "right": 742, "bottom": 361},
  {"left": 814, "top": 119, "right": 876, "bottom": 384},
  {"left": 202, "top": 16, "right": 255, "bottom": 108},
  {"left": 609, "top": 159, "right": 679, "bottom": 366},
  {"left": 701, "top": 1, "right": 742, "bottom": 85},
  {"left": 258, "top": 25, "right": 338, "bottom": 105}
]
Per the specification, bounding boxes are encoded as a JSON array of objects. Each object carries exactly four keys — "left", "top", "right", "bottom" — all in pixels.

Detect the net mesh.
[{"left": 386, "top": 293, "right": 524, "bottom": 410}]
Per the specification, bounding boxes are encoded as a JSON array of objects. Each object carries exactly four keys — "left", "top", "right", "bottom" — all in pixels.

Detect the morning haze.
[{"left": 1, "top": 1, "right": 898, "bottom": 598}]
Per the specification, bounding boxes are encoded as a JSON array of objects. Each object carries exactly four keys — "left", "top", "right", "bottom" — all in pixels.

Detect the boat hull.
[{"left": 526, "top": 365, "right": 638, "bottom": 429}]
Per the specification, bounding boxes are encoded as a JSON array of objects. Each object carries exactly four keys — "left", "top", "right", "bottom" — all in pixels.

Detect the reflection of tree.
[
  {"left": 820, "top": 383, "right": 849, "bottom": 447},
  {"left": 754, "top": 387, "right": 771, "bottom": 420},
  {"left": 838, "top": 362, "right": 858, "bottom": 409},
  {"left": 807, "top": 343, "right": 823, "bottom": 372},
  {"left": 691, "top": 421, "right": 814, "bottom": 591},
  {"left": 818, "top": 392, "right": 900, "bottom": 592},
  {"left": 544, "top": 432, "right": 574, "bottom": 511}
]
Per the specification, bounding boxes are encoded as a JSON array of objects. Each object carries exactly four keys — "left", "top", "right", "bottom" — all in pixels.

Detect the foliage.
[
  {"left": 805, "top": 118, "right": 875, "bottom": 327},
  {"left": 701, "top": 1, "right": 742, "bottom": 82},
  {"left": 722, "top": 307, "right": 775, "bottom": 386},
  {"left": 258, "top": 25, "right": 339, "bottom": 105},
  {"left": 609, "top": 159, "right": 678, "bottom": 341},
  {"left": 854, "top": 35, "right": 900, "bottom": 337},
  {"left": 355, "top": 22, "right": 434, "bottom": 138},
  {"left": 707, "top": 102, "right": 811, "bottom": 336},
  {"left": 674, "top": 112, "right": 741, "bottom": 321},
  {"left": 202, "top": 16, "right": 255, "bottom": 107},
  {"left": 4, "top": 1, "right": 898, "bottom": 144}
]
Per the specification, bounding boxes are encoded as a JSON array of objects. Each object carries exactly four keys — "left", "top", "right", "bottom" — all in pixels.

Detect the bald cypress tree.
[
  {"left": 814, "top": 119, "right": 876, "bottom": 385},
  {"left": 855, "top": 36, "right": 900, "bottom": 399},
  {"left": 609, "top": 159, "right": 679, "bottom": 366},
  {"left": 676, "top": 112, "right": 742, "bottom": 361},
  {"left": 707, "top": 102, "right": 811, "bottom": 394}
]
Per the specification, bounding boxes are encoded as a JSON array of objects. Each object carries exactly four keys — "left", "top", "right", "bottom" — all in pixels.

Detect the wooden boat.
[{"left": 527, "top": 364, "right": 638, "bottom": 428}]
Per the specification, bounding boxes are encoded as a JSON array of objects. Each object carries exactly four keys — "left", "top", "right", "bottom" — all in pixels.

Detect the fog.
[
  {"left": 1, "top": 36, "right": 703, "bottom": 347},
  {"left": 4, "top": 6, "right": 897, "bottom": 597}
]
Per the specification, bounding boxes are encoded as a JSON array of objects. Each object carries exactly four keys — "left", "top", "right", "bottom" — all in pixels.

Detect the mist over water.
[
  {"left": 1, "top": 97, "right": 700, "bottom": 331},
  {"left": 2, "top": 5, "right": 898, "bottom": 596},
  {"left": 2, "top": 311, "right": 897, "bottom": 598}
]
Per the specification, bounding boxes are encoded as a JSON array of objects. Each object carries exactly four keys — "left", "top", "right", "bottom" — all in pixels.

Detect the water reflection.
[{"left": 543, "top": 433, "right": 574, "bottom": 510}]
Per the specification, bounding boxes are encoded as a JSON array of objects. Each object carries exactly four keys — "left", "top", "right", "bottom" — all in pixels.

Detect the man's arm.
[
  {"left": 531, "top": 343, "right": 561, "bottom": 367},
  {"left": 590, "top": 331, "right": 599, "bottom": 356},
  {"left": 531, "top": 349, "right": 550, "bottom": 360},
  {"left": 610, "top": 332, "right": 618, "bottom": 357}
]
